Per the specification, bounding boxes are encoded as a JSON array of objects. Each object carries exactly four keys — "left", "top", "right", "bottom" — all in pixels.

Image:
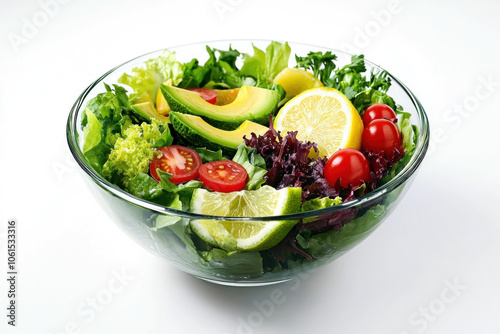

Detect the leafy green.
[
  {"left": 239, "top": 45, "right": 265, "bottom": 79},
  {"left": 240, "top": 41, "right": 291, "bottom": 88},
  {"left": 301, "top": 196, "right": 342, "bottom": 213},
  {"left": 178, "top": 45, "right": 250, "bottom": 89},
  {"left": 351, "top": 87, "right": 396, "bottom": 112},
  {"left": 81, "top": 84, "right": 133, "bottom": 173},
  {"left": 81, "top": 109, "right": 112, "bottom": 173},
  {"left": 173, "top": 41, "right": 289, "bottom": 103},
  {"left": 295, "top": 51, "right": 337, "bottom": 84},
  {"left": 379, "top": 111, "right": 419, "bottom": 184},
  {"left": 295, "top": 52, "right": 395, "bottom": 113},
  {"left": 297, "top": 205, "right": 387, "bottom": 258},
  {"left": 156, "top": 170, "right": 202, "bottom": 210},
  {"left": 154, "top": 210, "right": 183, "bottom": 229},
  {"left": 101, "top": 118, "right": 169, "bottom": 189},
  {"left": 232, "top": 144, "right": 267, "bottom": 190},
  {"left": 153, "top": 125, "right": 174, "bottom": 148},
  {"left": 176, "top": 58, "right": 208, "bottom": 88},
  {"left": 300, "top": 197, "right": 343, "bottom": 224},
  {"left": 118, "top": 50, "right": 183, "bottom": 103},
  {"left": 264, "top": 41, "right": 291, "bottom": 80},
  {"left": 127, "top": 170, "right": 201, "bottom": 219},
  {"left": 398, "top": 111, "right": 417, "bottom": 153},
  {"left": 82, "top": 83, "right": 127, "bottom": 127},
  {"left": 198, "top": 248, "right": 264, "bottom": 277},
  {"left": 128, "top": 172, "right": 164, "bottom": 200},
  {"left": 128, "top": 172, "right": 182, "bottom": 209},
  {"left": 82, "top": 108, "right": 103, "bottom": 153},
  {"left": 193, "top": 147, "right": 224, "bottom": 163}
]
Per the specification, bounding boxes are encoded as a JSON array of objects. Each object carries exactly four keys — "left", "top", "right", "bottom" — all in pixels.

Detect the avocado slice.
[
  {"left": 131, "top": 101, "right": 169, "bottom": 123},
  {"left": 169, "top": 111, "right": 268, "bottom": 155},
  {"left": 161, "top": 85, "right": 279, "bottom": 130}
]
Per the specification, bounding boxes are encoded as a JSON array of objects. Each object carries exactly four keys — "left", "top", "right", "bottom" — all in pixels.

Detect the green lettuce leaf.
[
  {"left": 118, "top": 50, "right": 183, "bottom": 102},
  {"left": 101, "top": 118, "right": 169, "bottom": 189},
  {"left": 301, "top": 196, "right": 342, "bottom": 213},
  {"left": 198, "top": 248, "right": 264, "bottom": 277},
  {"left": 297, "top": 205, "right": 387, "bottom": 258},
  {"left": 194, "top": 147, "right": 224, "bottom": 163},
  {"left": 239, "top": 45, "right": 266, "bottom": 79},
  {"left": 397, "top": 111, "right": 418, "bottom": 153},
  {"left": 82, "top": 108, "right": 102, "bottom": 153},
  {"left": 232, "top": 144, "right": 267, "bottom": 190},
  {"left": 265, "top": 41, "right": 291, "bottom": 80},
  {"left": 295, "top": 51, "right": 337, "bottom": 84},
  {"left": 128, "top": 172, "right": 163, "bottom": 200},
  {"left": 379, "top": 110, "right": 419, "bottom": 184},
  {"left": 294, "top": 51, "right": 396, "bottom": 113},
  {"left": 240, "top": 41, "right": 291, "bottom": 87},
  {"left": 81, "top": 115, "right": 111, "bottom": 173},
  {"left": 81, "top": 84, "right": 133, "bottom": 173},
  {"left": 156, "top": 170, "right": 202, "bottom": 210},
  {"left": 178, "top": 45, "right": 247, "bottom": 89}
]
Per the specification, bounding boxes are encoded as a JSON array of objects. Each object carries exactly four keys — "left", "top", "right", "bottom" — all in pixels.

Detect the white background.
[{"left": 1, "top": 0, "right": 500, "bottom": 333}]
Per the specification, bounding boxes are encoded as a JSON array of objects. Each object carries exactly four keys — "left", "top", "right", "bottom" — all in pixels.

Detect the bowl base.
[{"left": 194, "top": 276, "right": 292, "bottom": 287}]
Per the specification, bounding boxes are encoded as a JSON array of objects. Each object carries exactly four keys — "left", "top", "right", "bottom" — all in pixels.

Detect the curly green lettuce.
[
  {"left": 118, "top": 50, "right": 183, "bottom": 103},
  {"left": 102, "top": 118, "right": 170, "bottom": 189}
]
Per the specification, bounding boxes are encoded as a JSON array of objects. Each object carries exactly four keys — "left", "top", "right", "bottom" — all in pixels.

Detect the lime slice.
[{"left": 190, "top": 186, "right": 302, "bottom": 251}]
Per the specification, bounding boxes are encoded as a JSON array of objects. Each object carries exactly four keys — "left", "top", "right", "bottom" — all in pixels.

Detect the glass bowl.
[{"left": 66, "top": 40, "right": 429, "bottom": 286}]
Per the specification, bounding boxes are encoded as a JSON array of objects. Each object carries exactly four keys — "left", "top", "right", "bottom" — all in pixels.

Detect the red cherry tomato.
[
  {"left": 187, "top": 88, "right": 217, "bottom": 104},
  {"left": 198, "top": 160, "right": 247, "bottom": 193},
  {"left": 362, "top": 103, "right": 397, "bottom": 127},
  {"left": 324, "top": 148, "right": 371, "bottom": 188},
  {"left": 361, "top": 119, "right": 402, "bottom": 159},
  {"left": 150, "top": 145, "right": 202, "bottom": 184}
]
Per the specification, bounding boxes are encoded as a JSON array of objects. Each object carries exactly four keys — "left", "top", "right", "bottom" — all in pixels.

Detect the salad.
[{"left": 80, "top": 41, "right": 418, "bottom": 278}]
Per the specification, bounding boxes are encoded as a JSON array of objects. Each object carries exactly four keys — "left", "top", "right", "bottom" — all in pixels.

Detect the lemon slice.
[
  {"left": 274, "top": 67, "right": 323, "bottom": 97},
  {"left": 274, "top": 87, "right": 363, "bottom": 158},
  {"left": 190, "top": 186, "right": 301, "bottom": 251}
]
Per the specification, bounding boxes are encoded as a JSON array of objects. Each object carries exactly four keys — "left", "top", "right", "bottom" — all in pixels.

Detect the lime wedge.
[{"left": 190, "top": 186, "right": 302, "bottom": 251}]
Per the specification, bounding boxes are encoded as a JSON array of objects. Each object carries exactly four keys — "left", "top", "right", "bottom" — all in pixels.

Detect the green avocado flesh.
[
  {"left": 130, "top": 102, "right": 169, "bottom": 122},
  {"left": 169, "top": 111, "right": 269, "bottom": 155},
  {"left": 161, "top": 85, "right": 279, "bottom": 130}
]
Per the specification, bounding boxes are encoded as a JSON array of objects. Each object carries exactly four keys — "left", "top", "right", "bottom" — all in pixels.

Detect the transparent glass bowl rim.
[{"left": 66, "top": 39, "right": 430, "bottom": 222}]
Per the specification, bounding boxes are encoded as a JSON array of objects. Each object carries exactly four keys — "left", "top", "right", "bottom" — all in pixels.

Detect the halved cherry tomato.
[
  {"left": 198, "top": 160, "right": 247, "bottom": 193},
  {"left": 361, "top": 119, "right": 402, "bottom": 159},
  {"left": 187, "top": 88, "right": 217, "bottom": 105},
  {"left": 362, "top": 103, "right": 397, "bottom": 127},
  {"left": 150, "top": 145, "right": 202, "bottom": 184},
  {"left": 324, "top": 148, "right": 371, "bottom": 188}
]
